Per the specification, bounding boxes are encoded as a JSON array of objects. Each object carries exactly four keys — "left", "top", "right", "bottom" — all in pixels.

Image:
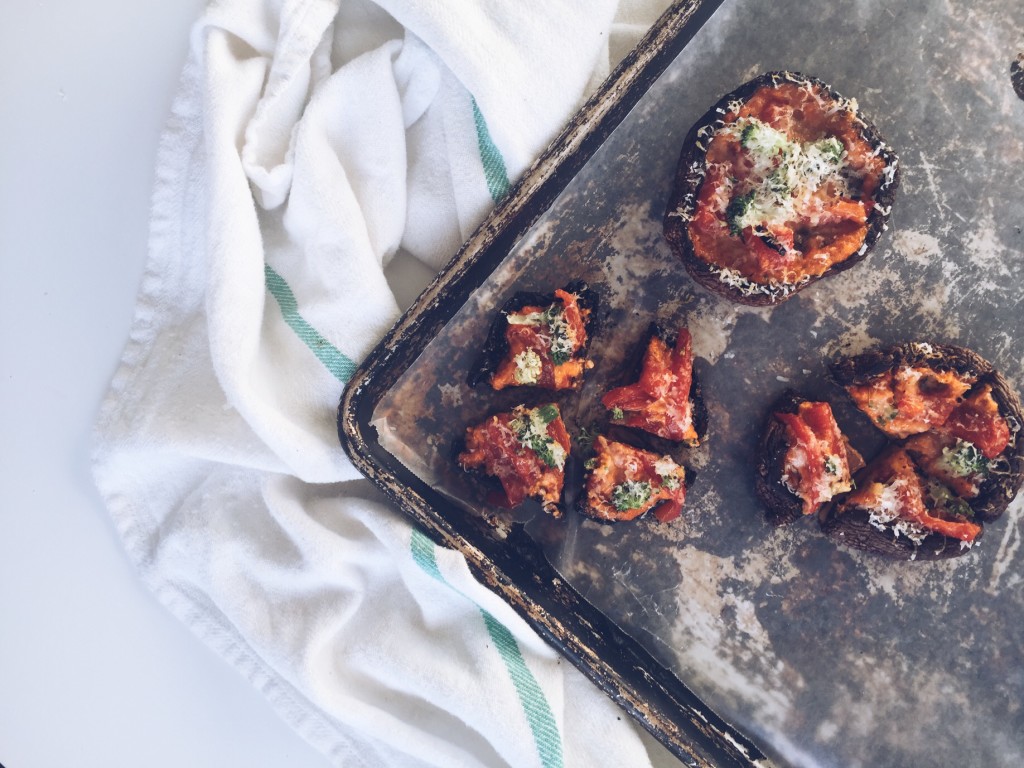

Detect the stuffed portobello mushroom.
[
  {"left": 469, "top": 281, "right": 597, "bottom": 391},
  {"left": 664, "top": 71, "right": 899, "bottom": 305},
  {"left": 601, "top": 324, "right": 708, "bottom": 447},
  {"left": 456, "top": 403, "right": 572, "bottom": 517},
  {"left": 755, "top": 390, "right": 862, "bottom": 527},
  {"left": 579, "top": 436, "right": 689, "bottom": 524},
  {"left": 821, "top": 445, "right": 984, "bottom": 561},
  {"left": 822, "top": 342, "right": 1024, "bottom": 560}
]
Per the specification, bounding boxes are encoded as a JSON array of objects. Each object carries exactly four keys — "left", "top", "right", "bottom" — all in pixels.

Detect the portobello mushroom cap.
[
  {"left": 468, "top": 280, "right": 598, "bottom": 389},
  {"left": 453, "top": 404, "right": 570, "bottom": 518},
  {"left": 755, "top": 389, "right": 818, "bottom": 527},
  {"left": 603, "top": 322, "right": 709, "bottom": 449},
  {"left": 830, "top": 342, "right": 1024, "bottom": 525},
  {"left": 818, "top": 499, "right": 982, "bottom": 562},
  {"left": 663, "top": 71, "right": 900, "bottom": 306},
  {"left": 576, "top": 435, "right": 690, "bottom": 524}
]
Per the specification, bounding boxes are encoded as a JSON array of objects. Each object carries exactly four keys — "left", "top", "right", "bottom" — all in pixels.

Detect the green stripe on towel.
[
  {"left": 410, "top": 529, "right": 564, "bottom": 768},
  {"left": 263, "top": 263, "right": 357, "bottom": 384},
  {"left": 471, "top": 97, "right": 511, "bottom": 204}
]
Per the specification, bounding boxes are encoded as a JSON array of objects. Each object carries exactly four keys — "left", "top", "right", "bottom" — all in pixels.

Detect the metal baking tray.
[{"left": 340, "top": 1, "right": 1024, "bottom": 765}]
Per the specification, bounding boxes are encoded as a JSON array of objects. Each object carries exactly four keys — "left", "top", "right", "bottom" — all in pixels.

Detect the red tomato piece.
[{"left": 945, "top": 385, "right": 1010, "bottom": 459}]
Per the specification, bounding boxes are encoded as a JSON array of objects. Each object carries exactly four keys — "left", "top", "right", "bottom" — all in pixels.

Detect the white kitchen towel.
[{"left": 94, "top": 0, "right": 676, "bottom": 766}]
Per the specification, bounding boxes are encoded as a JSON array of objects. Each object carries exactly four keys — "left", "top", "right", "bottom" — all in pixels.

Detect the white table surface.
[{"left": 0, "top": 2, "right": 334, "bottom": 765}]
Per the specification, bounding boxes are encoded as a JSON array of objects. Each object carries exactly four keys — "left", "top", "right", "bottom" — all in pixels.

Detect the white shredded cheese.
[
  {"left": 654, "top": 455, "right": 681, "bottom": 481},
  {"left": 511, "top": 406, "right": 567, "bottom": 471},
  {"left": 865, "top": 480, "right": 929, "bottom": 544},
  {"left": 713, "top": 265, "right": 807, "bottom": 298},
  {"left": 720, "top": 117, "right": 850, "bottom": 235}
]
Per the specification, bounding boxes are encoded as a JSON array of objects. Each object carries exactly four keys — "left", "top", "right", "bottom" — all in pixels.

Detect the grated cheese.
[
  {"left": 713, "top": 264, "right": 807, "bottom": 298},
  {"left": 719, "top": 117, "right": 850, "bottom": 235},
  {"left": 510, "top": 406, "right": 567, "bottom": 470},
  {"left": 865, "top": 480, "right": 929, "bottom": 544}
]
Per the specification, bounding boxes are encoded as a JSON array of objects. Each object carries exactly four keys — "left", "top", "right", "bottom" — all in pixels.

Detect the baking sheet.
[{"left": 372, "top": 1, "right": 1024, "bottom": 765}]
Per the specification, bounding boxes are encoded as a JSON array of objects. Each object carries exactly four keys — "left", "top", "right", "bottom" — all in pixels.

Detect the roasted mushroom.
[
  {"left": 831, "top": 342, "right": 1024, "bottom": 524},
  {"left": 755, "top": 390, "right": 862, "bottom": 526},
  {"left": 820, "top": 446, "right": 982, "bottom": 561},
  {"left": 664, "top": 71, "right": 899, "bottom": 305},
  {"left": 469, "top": 281, "right": 597, "bottom": 391},
  {"left": 457, "top": 403, "right": 572, "bottom": 517},
  {"left": 579, "top": 435, "right": 688, "bottom": 523},
  {"left": 821, "top": 342, "right": 1024, "bottom": 559},
  {"left": 601, "top": 324, "right": 708, "bottom": 446}
]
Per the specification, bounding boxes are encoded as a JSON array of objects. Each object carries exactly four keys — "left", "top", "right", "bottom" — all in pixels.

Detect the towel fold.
[{"left": 94, "top": 0, "right": 675, "bottom": 765}]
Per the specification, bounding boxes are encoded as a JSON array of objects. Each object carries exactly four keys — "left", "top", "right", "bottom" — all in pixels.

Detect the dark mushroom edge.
[
  {"left": 1012, "top": 53, "right": 1024, "bottom": 101},
  {"left": 602, "top": 322, "right": 709, "bottom": 449},
  {"left": 818, "top": 498, "right": 983, "bottom": 562}
]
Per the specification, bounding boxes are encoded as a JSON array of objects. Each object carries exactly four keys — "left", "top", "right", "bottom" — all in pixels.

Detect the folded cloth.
[{"left": 94, "top": 0, "right": 674, "bottom": 765}]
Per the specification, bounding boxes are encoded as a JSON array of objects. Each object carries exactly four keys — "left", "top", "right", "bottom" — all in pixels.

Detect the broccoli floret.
[
  {"left": 941, "top": 440, "right": 989, "bottom": 477},
  {"left": 611, "top": 480, "right": 653, "bottom": 512},
  {"left": 726, "top": 191, "right": 755, "bottom": 236},
  {"left": 740, "top": 121, "right": 757, "bottom": 146}
]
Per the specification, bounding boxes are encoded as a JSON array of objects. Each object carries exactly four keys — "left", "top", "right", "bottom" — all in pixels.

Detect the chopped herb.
[
  {"left": 536, "top": 403, "right": 559, "bottom": 424},
  {"left": 511, "top": 406, "right": 566, "bottom": 470},
  {"left": 611, "top": 480, "right": 653, "bottom": 512},
  {"left": 546, "top": 307, "right": 574, "bottom": 364},
  {"left": 584, "top": 457, "right": 597, "bottom": 471},
  {"left": 548, "top": 346, "right": 573, "bottom": 366},
  {"left": 509, "top": 303, "right": 576, "bottom": 366},
  {"left": 575, "top": 425, "right": 596, "bottom": 450},
  {"left": 740, "top": 121, "right": 757, "bottom": 146},
  {"left": 660, "top": 475, "right": 681, "bottom": 491},
  {"left": 816, "top": 136, "right": 844, "bottom": 162},
  {"left": 767, "top": 168, "right": 790, "bottom": 196},
  {"left": 926, "top": 480, "right": 975, "bottom": 520},
  {"left": 824, "top": 456, "right": 839, "bottom": 476},
  {"left": 876, "top": 405, "right": 900, "bottom": 424},
  {"left": 610, "top": 407, "right": 625, "bottom": 421},
  {"left": 941, "top": 440, "right": 989, "bottom": 478}
]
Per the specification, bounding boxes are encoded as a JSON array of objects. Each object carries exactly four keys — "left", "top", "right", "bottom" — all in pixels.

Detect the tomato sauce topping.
[
  {"left": 583, "top": 436, "right": 687, "bottom": 523},
  {"left": 846, "top": 366, "right": 975, "bottom": 439},
  {"left": 688, "top": 82, "right": 887, "bottom": 286},
  {"left": 458, "top": 404, "right": 571, "bottom": 514},
  {"left": 490, "top": 289, "right": 591, "bottom": 391},
  {"left": 945, "top": 384, "right": 1010, "bottom": 459},
  {"left": 843, "top": 448, "right": 981, "bottom": 543},
  {"left": 776, "top": 401, "right": 855, "bottom": 514},
  {"left": 602, "top": 328, "right": 698, "bottom": 443}
]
